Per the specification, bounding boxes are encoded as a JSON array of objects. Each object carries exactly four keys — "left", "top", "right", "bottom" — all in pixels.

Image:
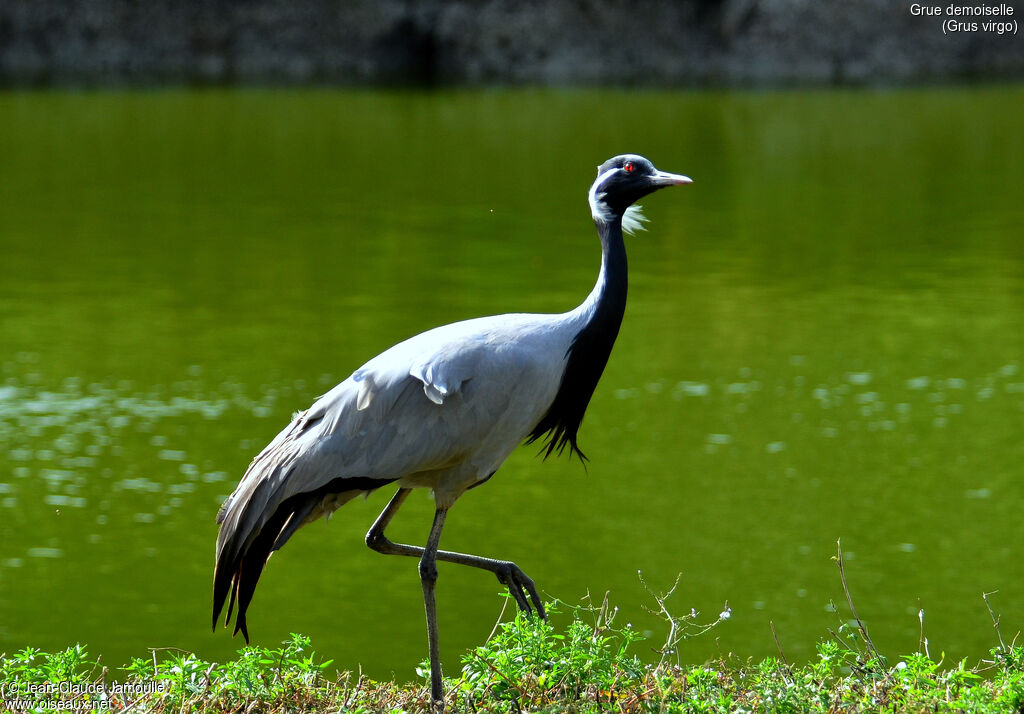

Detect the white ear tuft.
[{"left": 622, "top": 205, "right": 649, "bottom": 236}]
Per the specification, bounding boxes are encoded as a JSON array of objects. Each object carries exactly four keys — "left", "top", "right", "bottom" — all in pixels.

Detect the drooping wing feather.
[{"left": 212, "top": 312, "right": 574, "bottom": 639}]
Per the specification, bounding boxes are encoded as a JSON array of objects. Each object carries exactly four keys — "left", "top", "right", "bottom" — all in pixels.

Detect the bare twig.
[
  {"left": 770, "top": 620, "right": 791, "bottom": 670},
  {"left": 638, "top": 571, "right": 730, "bottom": 670},
  {"left": 917, "top": 605, "right": 930, "bottom": 658},
  {"left": 593, "top": 590, "right": 619, "bottom": 638},
  {"left": 827, "top": 627, "right": 856, "bottom": 654},
  {"left": 638, "top": 570, "right": 683, "bottom": 667},
  {"left": 982, "top": 590, "right": 1009, "bottom": 654},
  {"left": 834, "top": 539, "right": 880, "bottom": 661},
  {"left": 486, "top": 595, "right": 511, "bottom": 643},
  {"left": 99, "top": 665, "right": 111, "bottom": 710},
  {"left": 343, "top": 669, "right": 367, "bottom": 710}
]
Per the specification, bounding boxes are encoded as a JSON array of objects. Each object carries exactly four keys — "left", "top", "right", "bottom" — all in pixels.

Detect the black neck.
[{"left": 527, "top": 217, "right": 628, "bottom": 460}]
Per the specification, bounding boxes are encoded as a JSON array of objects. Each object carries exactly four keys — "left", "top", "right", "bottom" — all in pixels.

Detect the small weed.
[{"left": 458, "top": 594, "right": 644, "bottom": 710}]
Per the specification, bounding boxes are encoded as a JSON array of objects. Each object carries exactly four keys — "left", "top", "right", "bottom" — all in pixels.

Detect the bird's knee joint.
[
  {"left": 365, "top": 528, "right": 384, "bottom": 551},
  {"left": 419, "top": 558, "right": 438, "bottom": 583}
]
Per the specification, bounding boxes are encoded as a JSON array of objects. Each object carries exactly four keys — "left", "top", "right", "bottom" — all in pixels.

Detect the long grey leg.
[
  {"left": 420, "top": 506, "right": 447, "bottom": 709},
  {"left": 366, "top": 488, "right": 546, "bottom": 618},
  {"left": 366, "top": 487, "right": 412, "bottom": 549}
]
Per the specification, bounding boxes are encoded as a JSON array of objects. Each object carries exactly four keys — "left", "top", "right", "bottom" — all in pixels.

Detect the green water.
[{"left": 1, "top": 88, "right": 1022, "bottom": 679}]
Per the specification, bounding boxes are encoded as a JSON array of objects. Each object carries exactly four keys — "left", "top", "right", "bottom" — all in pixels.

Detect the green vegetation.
[{"left": 3, "top": 584, "right": 1022, "bottom": 713}]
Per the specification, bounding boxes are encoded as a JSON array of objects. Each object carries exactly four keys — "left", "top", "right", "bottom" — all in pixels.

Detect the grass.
[{"left": 2, "top": 548, "right": 1022, "bottom": 713}]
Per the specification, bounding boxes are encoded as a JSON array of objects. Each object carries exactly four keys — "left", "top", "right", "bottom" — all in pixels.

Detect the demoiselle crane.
[{"left": 213, "top": 154, "right": 691, "bottom": 708}]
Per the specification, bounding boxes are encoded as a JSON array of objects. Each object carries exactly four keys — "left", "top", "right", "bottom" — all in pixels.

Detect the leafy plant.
[
  {"left": 0, "top": 576, "right": 1021, "bottom": 712},
  {"left": 458, "top": 595, "right": 645, "bottom": 710}
]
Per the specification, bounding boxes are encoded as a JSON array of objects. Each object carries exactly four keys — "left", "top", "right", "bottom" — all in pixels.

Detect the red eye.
[{"left": 623, "top": 162, "right": 635, "bottom": 173}]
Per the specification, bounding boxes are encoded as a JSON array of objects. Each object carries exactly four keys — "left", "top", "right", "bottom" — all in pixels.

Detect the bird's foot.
[{"left": 494, "top": 561, "right": 546, "bottom": 619}]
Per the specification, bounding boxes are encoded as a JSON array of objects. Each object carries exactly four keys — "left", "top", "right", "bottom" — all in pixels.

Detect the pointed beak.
[{"left": 649, "top": 170, "right": 693, "bottom": 187}]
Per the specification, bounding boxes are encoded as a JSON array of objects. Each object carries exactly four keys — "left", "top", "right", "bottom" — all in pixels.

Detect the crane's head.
[{"left": 588, "top": 155, "right": 691, "bottom": 232}]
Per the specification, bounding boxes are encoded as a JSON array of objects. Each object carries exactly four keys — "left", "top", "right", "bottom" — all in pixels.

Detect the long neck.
[
  {"left": 585, "top": 217, "right": 629, "bottom": 332},
  {"left": 527, "top": 216, "right": 628, "bottom": 460}
]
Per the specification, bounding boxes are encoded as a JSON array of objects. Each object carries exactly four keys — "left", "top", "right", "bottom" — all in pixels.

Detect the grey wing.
[
  {"left": 212, "top": 319, "right": 564, "bottom": 640},
  {"left": 211, "top": 376, "right": 421, "bottom": 641}
]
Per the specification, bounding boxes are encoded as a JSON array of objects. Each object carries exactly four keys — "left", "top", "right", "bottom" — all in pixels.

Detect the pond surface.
[{"left": 1, "top": 87, "right": 1022, "bottom": 679}]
